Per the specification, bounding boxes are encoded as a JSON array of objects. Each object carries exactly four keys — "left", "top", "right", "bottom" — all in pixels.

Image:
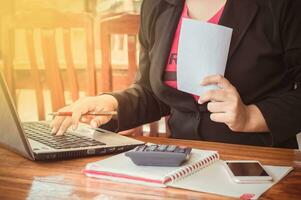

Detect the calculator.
[{"left": 125, "top": 144, "right": 192, "bottom": 167}]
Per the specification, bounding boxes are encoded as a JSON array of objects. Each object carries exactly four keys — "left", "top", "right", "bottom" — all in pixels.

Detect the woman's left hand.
[{"left": 198, "top": 75, "right": 253, "bottom": 132}]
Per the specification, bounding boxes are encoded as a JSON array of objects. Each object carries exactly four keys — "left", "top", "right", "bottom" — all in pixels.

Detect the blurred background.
[{"left": 0, "top": 0, "right": 167, "bottom": 136}]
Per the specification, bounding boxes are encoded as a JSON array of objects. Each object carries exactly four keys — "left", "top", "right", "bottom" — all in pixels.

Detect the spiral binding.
[{"left": 164, "top": 152, "right": 219, "bottom": 183}]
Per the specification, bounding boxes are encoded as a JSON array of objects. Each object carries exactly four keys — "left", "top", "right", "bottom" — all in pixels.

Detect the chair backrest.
[
  {"left": 1, "top": 10, "right": 96, "bottom": 120},
  {"left": 100, "top": 13, "right": 143, "bottom": 135},
  {"left": 100, "top": 13, "right": 139, "bottom": 92}
]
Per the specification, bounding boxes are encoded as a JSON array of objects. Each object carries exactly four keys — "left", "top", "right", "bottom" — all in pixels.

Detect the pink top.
[{"left": 163, "top": 3, "right": 225, "bottom": 100}]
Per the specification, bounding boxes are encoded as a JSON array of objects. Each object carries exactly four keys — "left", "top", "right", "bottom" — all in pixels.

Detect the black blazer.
[{"left": 102, "top": 0, "right": 301, "bottom": 148}]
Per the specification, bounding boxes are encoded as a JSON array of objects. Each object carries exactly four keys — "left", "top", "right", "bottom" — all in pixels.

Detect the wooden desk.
[{"left": 0, "top": 136, "right": 300, "bottom": 200}]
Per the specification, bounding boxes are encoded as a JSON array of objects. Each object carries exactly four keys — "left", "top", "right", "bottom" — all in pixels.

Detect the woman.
[{"left": 51, "top": 0, "right": 301, "bottom": 148}]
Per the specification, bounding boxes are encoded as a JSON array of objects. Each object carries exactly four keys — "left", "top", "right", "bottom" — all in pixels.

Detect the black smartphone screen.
[{"left": 226, "top": 162, "right": 269, "bottom": 176}]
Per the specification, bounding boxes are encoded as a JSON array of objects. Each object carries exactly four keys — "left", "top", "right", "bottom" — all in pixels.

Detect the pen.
[{"left": 49, "top": 111, "right": 117, "bottom": 117}]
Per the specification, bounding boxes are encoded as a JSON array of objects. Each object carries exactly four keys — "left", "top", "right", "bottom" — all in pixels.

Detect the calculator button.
[
  {"left": 135, "top": 145, "right": 147, "bottom": 151},
  {"left": 157, "top": 145, "right": 168, "bottom": 151},
  {"left": 175, "top": 147, "right": 185, "bottom": 153},
  {"left": 147, "top": 145, "right": 157, "bottom": 151},
  {"left": 166, "top": 145, "right": 177, "bottom": 152}
]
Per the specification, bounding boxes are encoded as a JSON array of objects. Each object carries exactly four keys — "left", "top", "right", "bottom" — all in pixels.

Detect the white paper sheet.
[
  {"left": 169, "top": 160, "right": 293, "bottom": 200},
  {"left": 177, "top": 18, "right": 233, "bottom": 96}
]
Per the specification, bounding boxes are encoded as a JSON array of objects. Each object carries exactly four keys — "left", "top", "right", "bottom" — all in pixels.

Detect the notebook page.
[
  {"left": 85, "top": 149, "right": 218, "bottom": 186},
  {"left": 168, "top": 160, "right": 293, "bottom": 199}
]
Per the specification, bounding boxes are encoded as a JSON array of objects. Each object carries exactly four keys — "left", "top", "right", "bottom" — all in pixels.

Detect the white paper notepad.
[
  {"left": 177, "top": 18, "right": 233, "bottom": 96},
  {"left": 84, "top": 150, "right": 293, "bottom": 199}
]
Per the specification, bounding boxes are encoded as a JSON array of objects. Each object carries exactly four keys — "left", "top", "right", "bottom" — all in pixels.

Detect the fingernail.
[
  {"left": 91, "top": 121, "right": 98, "bottom": 128},
  {"left": 198, "top": 98, "right": 203, "bottom": 104},
  {"left": 56, "top": 130, "right": 63, "bottom": 136},
  {"left": 72, "top": 124, "right": 78, "bottom": 131},
  {"left": 51, "top": 127, "right": 56, "bottom": 134}
]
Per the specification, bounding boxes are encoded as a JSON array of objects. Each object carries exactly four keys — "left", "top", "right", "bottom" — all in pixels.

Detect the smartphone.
[{"left": 224, "top": 160, "right": 273, "bottom": 183}]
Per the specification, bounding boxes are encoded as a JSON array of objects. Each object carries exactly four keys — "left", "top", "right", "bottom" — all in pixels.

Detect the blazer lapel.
[
  {"left": 219, "top": 0, "right": 258, "bottom": 59},
  {"left": 150, "top": 1, "right": 198, "bottom": 113}
]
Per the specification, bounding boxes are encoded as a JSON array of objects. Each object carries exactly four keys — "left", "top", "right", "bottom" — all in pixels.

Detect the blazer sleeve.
[
  {"left": 255, "top": 0, "right": 301, "bottom": 146},
  {"left": 101, "top": 1, "right": 170, "bottom": 132}
]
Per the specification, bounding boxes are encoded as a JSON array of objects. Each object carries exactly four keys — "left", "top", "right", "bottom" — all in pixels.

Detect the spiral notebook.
[{"left": 83, "top": 149, "right": 292, "bottom": 199}]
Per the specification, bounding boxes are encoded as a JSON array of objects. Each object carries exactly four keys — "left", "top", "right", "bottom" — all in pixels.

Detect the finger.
[
  {"left": 56, "top": 117, "right": 72, "bottom": 136},
  {"left": 119, "top": 130, "right": 134, "bottom": 136},
  {"left": 50, "top": 116, "right": 66, "bottom": 134},
  {"left": 80, "top": 116, "right": 94, "bottom": 124},
  {"left": 210, "top": 113, "right": 229, "bottom": 123},
  {"left": 90, "top": 116, "right": 111, "bottom": 128},
  {"left": 207, "top": 101, "right": 228, "bottom": 113},
  {"left": 71, "top": 106, "right": 90, "bottom": 130},
  {"left": 198, "top": 89, "right": 228, "bottom": 104},
  {"left": 201, "top": 75, "right": 232, "bottom": 89},
  {"left": 50, "top": 106, "right": 72, "bottom": 133}
]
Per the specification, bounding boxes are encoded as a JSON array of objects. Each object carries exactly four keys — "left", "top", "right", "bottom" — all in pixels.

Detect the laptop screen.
[{"left": 0, "top": 73, "right": 33, "bottom": 159}]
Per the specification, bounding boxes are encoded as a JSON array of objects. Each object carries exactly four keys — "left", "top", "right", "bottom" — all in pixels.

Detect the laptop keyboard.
[{"left": 23, "top": 122, "right": 105, "bottom": 149}]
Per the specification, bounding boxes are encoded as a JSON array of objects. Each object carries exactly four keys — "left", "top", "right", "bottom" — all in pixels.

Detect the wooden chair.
[
  {"left": 100, "top": 13, "right": 139, "bottom": 92},
  {"left": 1, "top": 10, "right": 96, "bottom": 120},
  {"left": 100, "top": 13, "right": 164, "bottom": 137}
]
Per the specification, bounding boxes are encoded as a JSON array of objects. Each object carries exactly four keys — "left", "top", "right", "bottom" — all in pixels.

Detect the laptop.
[{"left": 0, "top": 73, "right": 144, "bottom": 160}]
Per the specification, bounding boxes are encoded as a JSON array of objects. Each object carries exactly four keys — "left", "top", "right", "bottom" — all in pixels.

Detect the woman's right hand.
[{"left": 50, "top": 94, "right": 118, "bottom": 136}]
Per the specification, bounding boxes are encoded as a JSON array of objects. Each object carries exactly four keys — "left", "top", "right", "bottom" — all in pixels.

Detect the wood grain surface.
[{"left": 0, "top": 136, "right": 300, "bottom": 200}]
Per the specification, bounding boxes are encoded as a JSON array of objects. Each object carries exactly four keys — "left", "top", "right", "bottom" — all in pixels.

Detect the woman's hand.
[
  {"left": 50, "top": 94, "right": 118, "bottom": 136},
  {"left": 198, "top": 75, "right": 269, "bottom": 132}
]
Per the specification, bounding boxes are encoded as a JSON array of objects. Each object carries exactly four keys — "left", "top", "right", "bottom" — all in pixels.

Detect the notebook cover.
[{"left": 83, "top": 149, "right": 218, "bottom": 187}]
